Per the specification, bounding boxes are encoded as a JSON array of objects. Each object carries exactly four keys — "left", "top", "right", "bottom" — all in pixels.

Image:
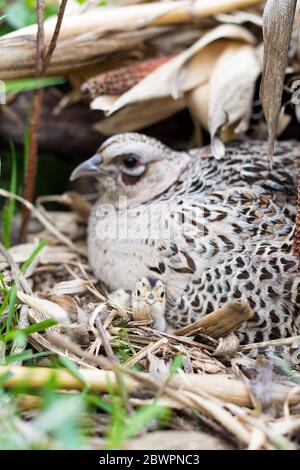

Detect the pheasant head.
[
  {"left": 71, "top": 133, "right": 191, "bottom": 206},
  {"left": 131, "top": 277, "right": 166, "bottom": 331}
]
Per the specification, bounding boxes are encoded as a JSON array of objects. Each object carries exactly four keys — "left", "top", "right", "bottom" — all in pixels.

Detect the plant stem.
[{"left": 20, "top": 0, "right": 68, "bottom": 241}]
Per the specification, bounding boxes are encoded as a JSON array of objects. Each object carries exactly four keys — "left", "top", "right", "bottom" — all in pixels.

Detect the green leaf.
[{"left": 5, "top": 0, "right": 36, "bottom": 29}]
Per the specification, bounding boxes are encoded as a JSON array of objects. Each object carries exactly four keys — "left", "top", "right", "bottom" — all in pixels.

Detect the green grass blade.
[
  {"left": 106, "top": 403, "right": 170, "bottom": 449},
  {"left": 23, "top": 318, "right": 57, "bottom": 335},
  {"left": 5, "top": 285, "right": 17, "bottom": 335},
  {"left": 1, "top": 350, "right": 55, "bottom": 365},
  {"left": 58, "top": 356, "right": 87, "bottom": 388},
  {"left": 0, "top": 272, "right": 7, "bottom": 291},
  {"left": 84, "top": 394, "right": 112, "bottom": 414},
  {"left": 20, "top": 239, "right": 47, "bottom": 273},
  {"left": 0, "top": 371, "right": 13, "bottom": 387},
  {"left": 2, "top": 142, "right": 17, "bottom": 248},
  {"left": 123, "top": 405, "right": 170, "bottom": 442},
  {"left": 2, "top": 318, "right": 57, "bottom": 342},
  {"left": 0, "top": 290, "right": 10, "bottom": 320},
  {"left": 169, "top": 355, "right": 184, "bottom": 376},
  {"left": 270, "top": 353, "right": 300, "bottom": 385},
  {"left": 5, "top": 77, "right": 65, "bottom": 94}
]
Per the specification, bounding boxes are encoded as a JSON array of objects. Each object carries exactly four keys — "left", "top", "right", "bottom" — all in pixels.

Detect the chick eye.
[
  {"left": 123, "top": 155, "right": 138, "bottom": 169},
  {"left": 160, "top": 291, "right": 165, "bottom": 298},
  {"left": 137, "top": 289, "right": 141, "bottom": 297}
]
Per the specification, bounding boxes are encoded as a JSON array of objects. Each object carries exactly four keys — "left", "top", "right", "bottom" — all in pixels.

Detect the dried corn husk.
[
  {"left": 94, "top": 25, "right": 256, "bottom": 134},
  {"left": 105, "top": 25, "right": 255, "bottom": 115},
  {"left": 187, "top": 43, "right": 261, "bottom": 157},
  {"left": 94, "top": 96, "right": 185, "bottom": 134}
]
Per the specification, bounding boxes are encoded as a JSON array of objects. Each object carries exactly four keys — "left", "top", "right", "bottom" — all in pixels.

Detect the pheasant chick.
[{"left": 131, "top": 277, "right": 166, "bottom": 331}]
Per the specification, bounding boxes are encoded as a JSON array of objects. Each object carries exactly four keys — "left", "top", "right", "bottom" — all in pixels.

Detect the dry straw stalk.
[
  {"left": 175, "top": 302, "right": 253, "bottom": 338},
  {"left": 0, "top": 0, "right": 264, "bottom": 79},
  {"left": 1, "top": 365, "right": 299, "bottom": 408}
]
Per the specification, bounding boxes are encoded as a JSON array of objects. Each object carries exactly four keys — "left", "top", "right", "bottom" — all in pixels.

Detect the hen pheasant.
[{"left": 71, "top": 134, "right": 300, "bottom": 345}]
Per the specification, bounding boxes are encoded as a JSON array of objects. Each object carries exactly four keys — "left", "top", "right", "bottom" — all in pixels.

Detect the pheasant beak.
[
  {"left": 147, "top": 293, "right": 156, "bottom": 305},
  {"left": 70, "top": 154, "right": 106, "bottom": 181}
]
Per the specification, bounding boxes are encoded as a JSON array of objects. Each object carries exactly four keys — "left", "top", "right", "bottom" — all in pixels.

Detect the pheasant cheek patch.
[{"left": 121, "top": 172, "right": 143, "bottom": 186}]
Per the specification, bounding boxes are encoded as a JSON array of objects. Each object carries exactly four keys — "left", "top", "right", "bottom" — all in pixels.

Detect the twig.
[
  {"left": 20, "top": 90, "right": 44, "bottom": 241},
  {"left": 124, "top": 338, "right": 168, "bottom": 367},
  {"left": 36, "top": 0, "right": 46, "bottom": 75},
  {"left": 95, "top": 314, "right": 132, "bottom": 413},
  {"left": 20, "top": 0, "right": 68, "bottom": 241},
  {"left": 95, "top": 316, "right": 116, "bottom": 363},
  {"left": 138, "top": 326, "right": 216, "bottom": 352},
  {"left": 43, "top": 0, "right": 68, "bottom": 72},
  {"left": 20, "top": 0, "right": 46, "bottom": 241}
]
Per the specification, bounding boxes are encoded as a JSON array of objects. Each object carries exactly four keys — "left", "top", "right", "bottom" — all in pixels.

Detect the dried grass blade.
[
  {"left": 260, "top": 0, "right": 297, "bottom": 159},
  {"left": 0, "top": 189, "right": 85, "bottom": 255},
  {"left": 17, "top": 291, "right": 70, "bottom": 326}
]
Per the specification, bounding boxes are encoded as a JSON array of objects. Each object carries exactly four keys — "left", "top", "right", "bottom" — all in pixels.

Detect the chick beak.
[
  {"left": 70, "top": 154, "right": 104, "bottom": 181},
  {"left": 147, "top": 293, "right": 156, "bottom": 305}
]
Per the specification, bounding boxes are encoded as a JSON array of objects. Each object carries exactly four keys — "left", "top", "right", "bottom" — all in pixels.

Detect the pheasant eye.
[
  {"left": 137, "top": 289, "right": 141, "bottom": 297},
  {"left": 160, "top": 291, "right": 165, "bottom": 298},
  {"left": 123, "top": 155, "right": 138, "bottom": 168}
]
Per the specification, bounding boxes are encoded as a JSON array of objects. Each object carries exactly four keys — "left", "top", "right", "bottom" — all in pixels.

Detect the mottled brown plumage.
[
  {"left": 71, "top": 134, "right": 300, "bottom": 357},
  {"left": 294, "top": 171, "right": 300, "bottom": 261}
]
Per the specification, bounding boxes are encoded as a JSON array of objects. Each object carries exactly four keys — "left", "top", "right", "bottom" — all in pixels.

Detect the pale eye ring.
[{"left": 123, "top": 155, "right": 138, "bottom": 169}]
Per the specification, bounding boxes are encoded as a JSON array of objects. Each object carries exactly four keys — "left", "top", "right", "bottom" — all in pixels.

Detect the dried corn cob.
[{"left": 81, "top": 55, "right": 173, "bottom": 99}]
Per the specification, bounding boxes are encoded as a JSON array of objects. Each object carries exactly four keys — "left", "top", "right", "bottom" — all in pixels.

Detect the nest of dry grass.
[{"left": 0, "top": 190, "right": 300, "bottom": 450}]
